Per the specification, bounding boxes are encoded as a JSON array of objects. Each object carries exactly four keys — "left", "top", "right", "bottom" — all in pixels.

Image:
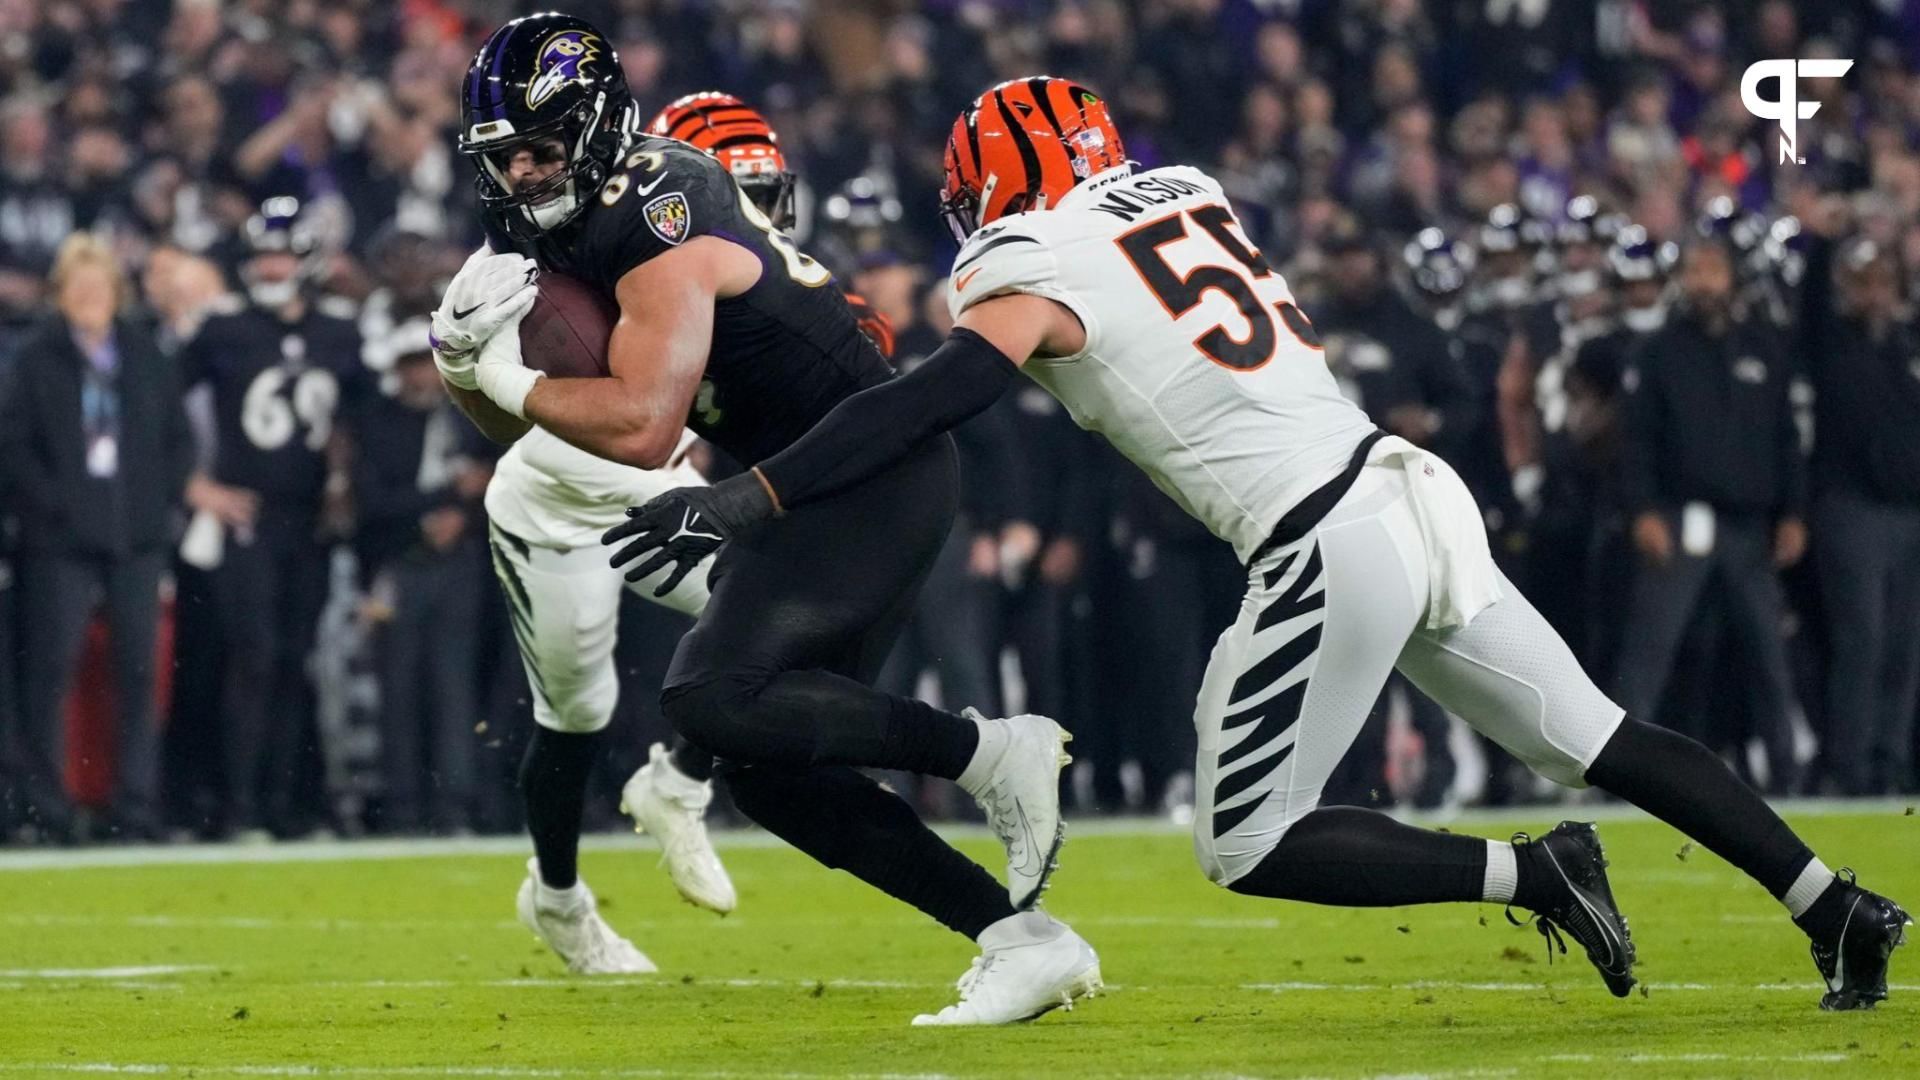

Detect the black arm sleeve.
[{"left": 755, "top": 327, "right": 1020, "bottom": 511}]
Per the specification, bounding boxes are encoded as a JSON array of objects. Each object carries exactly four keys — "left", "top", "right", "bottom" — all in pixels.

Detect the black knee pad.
[{"left": 661, "top": 679, "right": 746, "bottom": 755}]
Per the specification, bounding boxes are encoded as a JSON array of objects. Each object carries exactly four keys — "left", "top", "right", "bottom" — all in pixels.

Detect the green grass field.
[{"left": 0, "top": 806, "right": 1915, "bottom": 1079}]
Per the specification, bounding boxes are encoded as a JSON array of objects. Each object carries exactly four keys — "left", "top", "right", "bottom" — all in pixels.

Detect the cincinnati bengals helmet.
[
  {"left": 940, "top": 76, "right": 1127, "bottom": 242},
  {"left": 648, "top": 91, "right": 796, "bottom": 230}
]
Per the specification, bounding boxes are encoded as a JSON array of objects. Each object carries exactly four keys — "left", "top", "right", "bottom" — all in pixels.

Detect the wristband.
[{"left": 476, "top": 362, "right": 544, "bottom": 420}]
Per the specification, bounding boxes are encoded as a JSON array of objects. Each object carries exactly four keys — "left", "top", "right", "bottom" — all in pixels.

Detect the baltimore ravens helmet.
[{"left": 459, "top": 13, "right": 633, "bottom": 238}]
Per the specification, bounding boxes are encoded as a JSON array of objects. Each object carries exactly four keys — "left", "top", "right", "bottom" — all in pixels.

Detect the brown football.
[{"left": 518, "top": 272, "right": 615, "bottom": 378}]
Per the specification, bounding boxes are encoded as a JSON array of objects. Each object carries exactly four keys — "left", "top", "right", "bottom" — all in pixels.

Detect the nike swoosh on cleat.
[
  {"left": 1009, "top": 800, "right": 1041, "bottom": 876},
  {"left": 1544, "top": 845, "right": 1629, "bottom": 975},
  {"left": 1831, "top": 899, "right": 1858, "bottom": 993}
]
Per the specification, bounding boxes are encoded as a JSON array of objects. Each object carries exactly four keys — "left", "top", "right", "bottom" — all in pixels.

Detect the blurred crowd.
[{"left": 3, "top": 0, "right": 1920, "bottom": 845}]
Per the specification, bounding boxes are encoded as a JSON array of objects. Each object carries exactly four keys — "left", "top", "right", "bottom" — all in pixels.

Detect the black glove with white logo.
[{"left": 602, "top": 471, "right": 779, "bottom": 597}]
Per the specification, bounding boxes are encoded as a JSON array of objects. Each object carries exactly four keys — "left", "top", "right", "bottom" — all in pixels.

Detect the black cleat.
[
  {"left": 1804, "top": 870, "right": 1911, "bottom": 1012},
  {"left": 1509, "top": 821, "right": 1637, "bottom": 998}
]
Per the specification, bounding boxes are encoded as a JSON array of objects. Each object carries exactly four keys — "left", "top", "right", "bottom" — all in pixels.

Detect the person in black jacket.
[
  {"left": 1613, "top": 239, "right": 1808, "bottom": 790},
  {"left": 353, "top": 332, "right": 493, "bottom": 834},
  {"left": 0, "top": 235, "right": 191, "bottom": 842},
  {"left": 1803, "top": 236, "right": 1920, "bottom": 794},
  {"left": 1313, "top": 223, "right": 1478, "bottom": 452}
]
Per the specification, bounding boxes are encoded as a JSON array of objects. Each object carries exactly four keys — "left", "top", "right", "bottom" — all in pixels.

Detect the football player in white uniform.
[{"left": 609, "top": 77, "right": 1908, "bottom": 1011}]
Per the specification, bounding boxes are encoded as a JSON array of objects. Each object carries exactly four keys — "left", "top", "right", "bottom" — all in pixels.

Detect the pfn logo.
[{"left": 1741, "top": 59, "right": 1854, "bottom": 165}]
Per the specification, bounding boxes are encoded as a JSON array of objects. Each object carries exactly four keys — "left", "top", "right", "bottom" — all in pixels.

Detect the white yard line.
[
  {"left": 0, "top": 965, "right": 215, "bottom": 979},
  {"left": 0, "top": 798, "right": 1907, "bottom": 872},
  {"left": 5, "top": 967, "right": 1912, "bottom": 997}
]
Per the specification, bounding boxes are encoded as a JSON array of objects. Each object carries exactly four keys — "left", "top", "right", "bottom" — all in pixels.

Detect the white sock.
[
  {"left": 537, "top": 878, "right": 590, "bottom": 915},
  {"left": 956, "top": 717, "right": 1009, "bottom": 795},
  {"left": 977, "top": 909, "right": 1063, "bottom": 948},
  {"left": 652, "top": 750, "right": 712, "bottom": 803},
  {"left": 1782, "top": 857, "right": 1837, "bottom": 919},
  {"left": 1483, "top": 840, "right": 1518, "bottom": 904}
]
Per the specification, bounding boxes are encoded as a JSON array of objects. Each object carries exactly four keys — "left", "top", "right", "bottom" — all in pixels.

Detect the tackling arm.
[
  {"left": 600, "top": 290, "right": 1081, "bottom": 592},
  {"left": 751, "top": 291, "right": 1083, "bottom": 510},
  {"left": 520, "top": 236, "right": 760, "bottom": 468}
]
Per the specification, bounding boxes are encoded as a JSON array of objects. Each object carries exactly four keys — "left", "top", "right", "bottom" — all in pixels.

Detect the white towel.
[
  {"left": 178, "top": 509, "right": 225, "bottom": 570},
  {"left": 1366, "top": 435, "right": 1503, "bottom": 630}
]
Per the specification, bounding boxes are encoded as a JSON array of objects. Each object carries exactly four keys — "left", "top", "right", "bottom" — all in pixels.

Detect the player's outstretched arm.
[
  {"left": 508, "top": 237, "right": 759, "bottom": 468},
  {"left": 602, "top": 291, "right": 1083, "bottom": 593},
  {"left": 753, "top": 292, "right": 1082, "bottom": 508}
]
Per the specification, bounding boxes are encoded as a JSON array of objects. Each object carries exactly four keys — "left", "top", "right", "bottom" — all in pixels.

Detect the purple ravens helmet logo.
[{"left": 525, "top": 30, "right": 603, "bottom": 109}]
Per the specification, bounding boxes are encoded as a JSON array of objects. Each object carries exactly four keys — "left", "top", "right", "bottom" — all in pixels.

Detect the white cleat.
[
  {"left": 621, "top": 743, "right": 737, "bottom": 915},
  {"left": 959, "top": 708, "right": 1071, "bottom": 910},
  {"left": 911, "top": 911, "right": 1102, "bottom": 1026},
  {"left": 515, "top": 857, "right": 657, "bottom": 975}
]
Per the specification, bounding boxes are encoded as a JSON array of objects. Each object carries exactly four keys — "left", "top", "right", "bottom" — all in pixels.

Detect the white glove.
[
  {"left": 472, "top": 318, "right": 545, "bottom": 420},
  {"left": 432, "top": 246, "right": 539, "bottom": 390}
]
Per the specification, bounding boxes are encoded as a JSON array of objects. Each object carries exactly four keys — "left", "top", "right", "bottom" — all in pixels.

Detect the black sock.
[
  {"left": 878, "top": 696, "right": 979, "bottom": 781},
  {"left": 727, "top": 763, "right": 1012, "bottom": 938},
  {"left": 1511, "top": 841, "right": 1561, "bottom": 913},
  {"left": 1587, "top": 717, "right": 1814, "bottom": 898},
  {"left": 1229, "top": 806, "right": 1488, "bottom": 906},
  {"left": 668, "top": 739, "right": 714, "bottom": 782},
  {"left": 519, "top": 727, "right": 598, "bottom": 890}
]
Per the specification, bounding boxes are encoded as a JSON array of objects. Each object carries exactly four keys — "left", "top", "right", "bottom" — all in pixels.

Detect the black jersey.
[
  {"left": 179, "top": 301, "right": 368, "bottom": 505},
  {"left": 519, "top": 136, "right": 891, "bottom": 466}
]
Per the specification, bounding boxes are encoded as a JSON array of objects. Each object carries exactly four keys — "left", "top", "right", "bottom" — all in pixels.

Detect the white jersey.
[
  {"left": 486, "top": 425, "right": 704, "bottom": 550},
  {"left": 946, "top": 165, "right": 1377, "bottom": 561}
]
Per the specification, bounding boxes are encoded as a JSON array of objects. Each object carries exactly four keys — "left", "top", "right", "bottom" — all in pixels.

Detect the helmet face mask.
[
  {"left": 460, "top": 15, "right": 631, "bottom": 239},
  {"left": 738, "top": 172, "right": 798, "bottom": 231}
]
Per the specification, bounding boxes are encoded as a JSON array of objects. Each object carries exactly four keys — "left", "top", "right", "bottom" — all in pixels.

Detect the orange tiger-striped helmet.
[
  {"left": 647, "top": 91, "right": 796, "bottom": 229},
  {"left": 941, "top": 76, "right": 1127, "bottom": 242}
]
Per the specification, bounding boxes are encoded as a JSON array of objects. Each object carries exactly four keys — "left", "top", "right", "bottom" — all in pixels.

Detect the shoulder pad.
[
  {"left": 583, "top": 138, "right": 738, "bottom": 278},
  {"left": 946, "top": 221, "right": 1060, "bottom": 322}
]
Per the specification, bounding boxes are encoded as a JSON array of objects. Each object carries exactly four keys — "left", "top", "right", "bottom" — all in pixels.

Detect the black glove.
[{"left": 602, "top": 471, "right": 778, "bottom": 596}]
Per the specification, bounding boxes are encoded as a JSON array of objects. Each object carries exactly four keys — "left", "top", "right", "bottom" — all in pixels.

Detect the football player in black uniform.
[
  {"left": 178, "top": 197, "right": 368, "bottom": 838},
  {"left": 434, "top": 14, "right": 1099, "bottom": 1023}
]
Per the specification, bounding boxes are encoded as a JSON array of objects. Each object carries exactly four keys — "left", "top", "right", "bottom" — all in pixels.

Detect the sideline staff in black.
[{"left": 1613, "top": 239, "right": 1807, "bottom": 790}]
